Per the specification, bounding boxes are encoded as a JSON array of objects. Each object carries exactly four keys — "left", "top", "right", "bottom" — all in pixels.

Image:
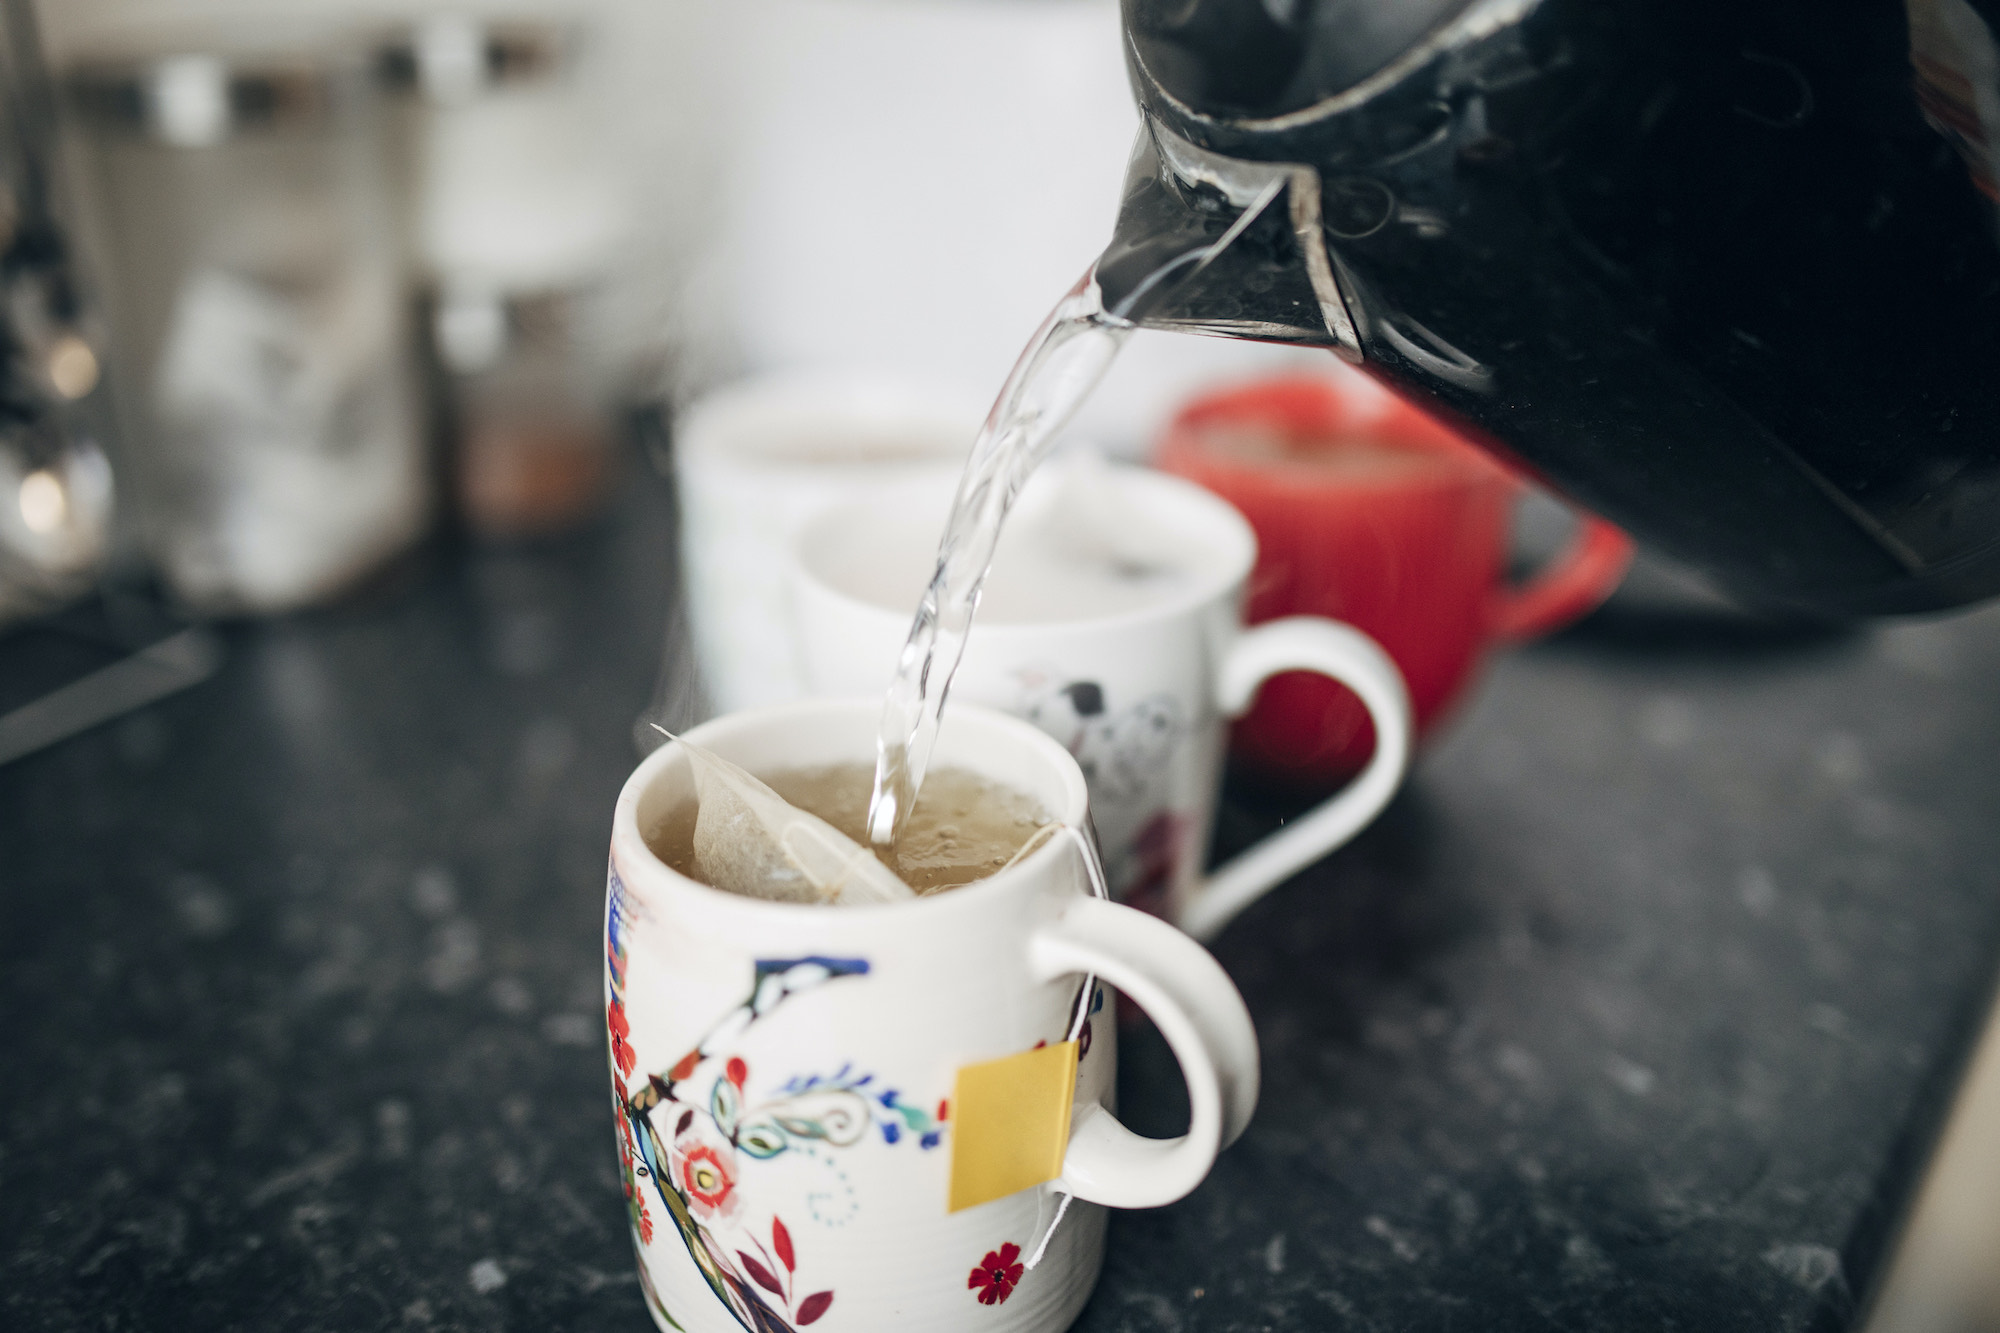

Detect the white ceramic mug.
[
  {"left": 675, "top": 373, "right": 979, "bottom": 715},
  {"left": 788, "top": 464, "right": 1413, "bottom": 941},
  {"left": 607, "top": 699, "right": 1259, "bottom": 1332}
]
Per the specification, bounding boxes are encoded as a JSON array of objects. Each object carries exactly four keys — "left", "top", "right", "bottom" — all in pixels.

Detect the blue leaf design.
[
  {"left": 766, "top": 1090, "right": 870, "bottom": 1146},
  {"left": 880, "top": 1121, "right": 900, "bottom": 1145},
  {"left": 753, "top": 956, "right": 870, "bottom": 981},
  {"left": 920, "top": 1131, "right": 941, "bottom": 1150},
  {"left": 712, "top": 1077, "right": 741, "bottom": 1138},
  {"left": 737, "top": 1119, "right": 789, "bottom": 1159}
]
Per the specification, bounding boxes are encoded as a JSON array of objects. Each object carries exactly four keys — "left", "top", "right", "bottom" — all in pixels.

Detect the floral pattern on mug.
[
  {"left": 615, "top": 1091, "right": 657, "bottom": 1246},
  {"left": 968, "top": 1242, "right": 1026, "bottom": 1306},
  {"left": 610, "top": 994, "right": 637, "bottom": 1080},
  {"left": 672, "top": 1128, "right": 743, "bottom": 1224},
  {"left": 608, "top": 869, "right": 951, "bottom": 1333}
]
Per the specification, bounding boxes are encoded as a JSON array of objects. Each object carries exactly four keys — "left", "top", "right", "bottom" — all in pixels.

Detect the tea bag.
[{"left": 675, "top": 735, "right": 915, "bottom": 905}]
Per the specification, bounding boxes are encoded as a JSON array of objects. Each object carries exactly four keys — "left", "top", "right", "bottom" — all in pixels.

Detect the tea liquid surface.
[{"left": 651, "top": 762, "right": 1049, "bottom": 897}]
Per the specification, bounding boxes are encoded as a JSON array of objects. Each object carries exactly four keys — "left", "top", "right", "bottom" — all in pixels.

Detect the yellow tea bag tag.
[{"left": 947, "top": 1040, "right": 1079, "bottom": 1213}]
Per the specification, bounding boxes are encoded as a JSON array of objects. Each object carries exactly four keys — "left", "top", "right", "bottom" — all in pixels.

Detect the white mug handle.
[
  {"left": 1177, "top": 617, "right": 1413, "bottom": 943},
  {"left": 1027, "top": 895, "right": 1260, "bottom": 1208}
]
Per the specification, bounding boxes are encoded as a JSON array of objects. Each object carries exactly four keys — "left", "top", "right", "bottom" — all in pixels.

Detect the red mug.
[{"left": 1156, "top": 374, "right": 1634, "bottom": 790}]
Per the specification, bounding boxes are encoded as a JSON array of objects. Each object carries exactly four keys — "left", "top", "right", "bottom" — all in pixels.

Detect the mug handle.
[
  {"left": 1029, "top": 895, "right": 1260, "bottom": 1208},
  {"left": 1177, "top": 618, "right": 1413, "bottom": 943},
  {"left": 1486, "top": 513, "right": 1634, "bottom": 642}
]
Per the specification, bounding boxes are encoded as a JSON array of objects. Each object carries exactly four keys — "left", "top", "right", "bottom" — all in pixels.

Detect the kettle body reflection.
[{"left": 1099, "top": 0, "right": 2000, "bottom": 616}]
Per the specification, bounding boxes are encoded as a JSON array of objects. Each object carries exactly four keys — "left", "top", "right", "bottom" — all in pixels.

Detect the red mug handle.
[{"left": 1487, "top": 512, "right": 1635, "bottom": 642}]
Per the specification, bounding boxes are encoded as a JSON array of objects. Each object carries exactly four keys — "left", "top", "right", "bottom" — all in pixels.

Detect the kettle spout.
[{"left": 1094, "top": 120, "right": 1362, "bottom": 362}]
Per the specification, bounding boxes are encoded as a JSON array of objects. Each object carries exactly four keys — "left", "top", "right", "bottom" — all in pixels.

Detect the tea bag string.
[
  {"left": 1016, "top": 817, "right": 1112, "bottom": 1271},
  {"left": 996, "top": 819, "right": 1060, "bottom": 874},
  {"left": 1024, "top": 1188, "right": 1074, "bottom": 1272}
]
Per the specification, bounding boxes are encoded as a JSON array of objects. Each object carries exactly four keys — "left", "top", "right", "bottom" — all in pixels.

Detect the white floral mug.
[{"left": 606, "top": 699, "right": 1260, "bottom": 1332}]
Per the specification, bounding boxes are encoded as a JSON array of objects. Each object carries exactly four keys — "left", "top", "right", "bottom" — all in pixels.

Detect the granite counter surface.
[{"left": 4, "top": 466, "right": 1999, "bottom": 1332}]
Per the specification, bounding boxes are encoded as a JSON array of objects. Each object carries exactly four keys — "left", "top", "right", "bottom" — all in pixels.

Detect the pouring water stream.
[
  {"left": 864, "top": 272, "right": 1129, "bottom": 848},
  {"left": 864, "top": 165, "right": 1291, "bottom": 850}
]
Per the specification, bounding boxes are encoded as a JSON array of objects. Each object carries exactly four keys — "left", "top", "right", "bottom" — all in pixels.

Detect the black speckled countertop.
[{"left": 5, "top": 458, "right": 1999, "bottom": 1332}]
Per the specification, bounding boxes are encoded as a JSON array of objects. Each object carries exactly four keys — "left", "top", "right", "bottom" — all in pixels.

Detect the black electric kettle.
[{"left": 1096, "top": 0, "right": 2000, "bottom": 616}]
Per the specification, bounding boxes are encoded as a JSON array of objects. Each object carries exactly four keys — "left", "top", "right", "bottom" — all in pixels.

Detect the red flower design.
[
  {"left": 726, "top": 1056, "right": 748, "bottom": 1088},
  {"left": 678, "top": 1143, "right": 736, "bottom": 1212},
  {"left": 607, "top": 1000, "right": 636, "bottom": 1077},
  {"left": 619, "top": 1120, "right": 655, "bottom": 1247},
  {"left": 967, "top": 1242, "right": 1025, "bottom": 1306},
  {"left": 616, "top": 1108, "right": 637, "bottom": 1156}
]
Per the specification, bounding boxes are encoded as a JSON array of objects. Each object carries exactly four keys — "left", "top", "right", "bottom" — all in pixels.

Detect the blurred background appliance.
[
  {"left": 64, "top": 24, "right": 427, "bottom": 615},
  {"left": 41, "top": 0, "right": 723, "bottom": 605},
  {"left": 0, "top": 0, "right": 115, "bottom": 632},
  {"left": 386, "top": 14, "right": 630, "bottom": 540},
  {"left": 1100, "top": 0, "right": 2000, "bottom": 618}
]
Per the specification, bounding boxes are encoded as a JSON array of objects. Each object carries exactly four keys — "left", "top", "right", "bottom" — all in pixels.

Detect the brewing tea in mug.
[{"left": 646, "top": 762, "right": 1049, "bottom": 897}]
